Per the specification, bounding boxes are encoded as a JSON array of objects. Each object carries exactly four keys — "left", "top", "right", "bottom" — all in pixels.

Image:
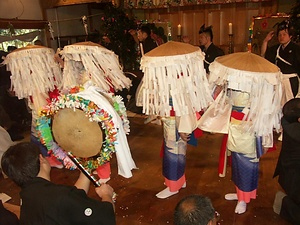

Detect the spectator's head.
[
  {"left": 174, "top": 195, "right": 216, "bottom": 225},
  {"left": 1, "top": 142, "right": 44, "bottom": 187},
  {"left": 199, "top": 25, "right": 213, "bottom": 47},
  {"left": 283, "top": 98, "right": 300, "bottom": 123},
  {"left": 137, "top": 25, "right": 151, "bottom": 42},
  {"left": 34, "top": 40, "right": 43, "bottom": 46},
  {"left": 276, "top": 20, "right": 293, "bottom": 45},
  {"left": 7, "top": 46, "right": 17, "bottom": 53},
  {"left": 0, "top": 50, "right": 8, "bottom": 63}
]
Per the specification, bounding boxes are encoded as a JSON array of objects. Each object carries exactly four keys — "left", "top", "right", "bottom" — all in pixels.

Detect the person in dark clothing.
[
  {"left": 1, "top": 142, "right": 116, "bottom": 225},
  {"left": 137, "top": 25, "right": 158, "bottom": 55},
  {"left": 0, "top": 51, "right": 10, "bottom": 109},
  {"left": 262, "top": 20, "right": 300, "bottom": 99},
  {"left": 0, "top": 49, "right": 31, "bottom": 137},
  {"left": 198, "top": 25, "right": 224, "bottom": 74},
  {"left": 0, "top": 50, "right": 25, "bottom": 141},
  {"left": 0, "top": 201, "right": 19, "bottom": 225},
  {"left": 127, "top": 25, "right": 158, "bottom": 114},
  {"left": 273, "top": 98, "right": 300, "bottom": 225}
]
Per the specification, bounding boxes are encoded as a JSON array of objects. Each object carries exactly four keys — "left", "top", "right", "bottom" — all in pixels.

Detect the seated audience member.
[
  {"left": 174, "top": 195, "right": 218, "bottom": 225},
  {"left": 273, "top": 98, "right": 300, "bottom": 224},
  {"left": 1, "top": 142, "right": 116, "bottom": 225},
  {"left": 0, "top": 201, "right": 19, "bottom": 225}
]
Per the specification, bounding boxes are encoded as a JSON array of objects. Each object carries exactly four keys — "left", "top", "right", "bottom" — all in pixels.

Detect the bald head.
[{"left": 174, "top": 195, "right": 215, "bottom": 225}]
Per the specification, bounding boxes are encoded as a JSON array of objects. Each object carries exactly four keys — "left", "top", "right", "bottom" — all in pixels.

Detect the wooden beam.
[
  {"left": 40, "top": 0, "right": 106, "bottom": 8},
  {"left": 0, "top": 19, "right": 47, "bottom": 29}
]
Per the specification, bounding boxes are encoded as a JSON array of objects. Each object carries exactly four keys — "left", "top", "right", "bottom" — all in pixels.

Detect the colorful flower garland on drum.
[{"left": 36, "top": 87, "right": 121, "bottom": 171}]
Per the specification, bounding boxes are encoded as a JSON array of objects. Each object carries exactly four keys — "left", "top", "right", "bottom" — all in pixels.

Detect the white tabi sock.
[
  {"left": 225, "top": 193, "right": 238, "bottom": 201},
  {"left": 156, "top": 187, "right": 178, "bottom": 199},
  {"left": 235, "top": 201, "right": 247, "bottom": 214}
]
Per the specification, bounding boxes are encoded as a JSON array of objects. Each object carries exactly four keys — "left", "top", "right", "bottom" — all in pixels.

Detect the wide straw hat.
[
  {"left": 209, "top": 51, "right": 281, "bottom": 90},
  {"left": 139, "top": 41, "right": 213, "bottom": 117},
  {"left": 72, "top": 41, "right": 109, "bottom": 49},
  {"left": 145, "top": 41, "right": 200, "bottom": 57},
  {"left": 13, "top": 44, "right": 47, "bottom": 52},
  {"left": 52, "top": 108, "right": 103, "bottom": 158},
  {"left": 215, "top": 51, "right": 279, "bottom": 73},
  {"left": 2, "top": 44, "right": 62, "bottom": 100}
]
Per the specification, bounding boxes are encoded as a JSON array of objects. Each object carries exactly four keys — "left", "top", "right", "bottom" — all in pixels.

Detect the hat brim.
[{"left": 215, "top": 52, "right": 279, "bottom": 73}]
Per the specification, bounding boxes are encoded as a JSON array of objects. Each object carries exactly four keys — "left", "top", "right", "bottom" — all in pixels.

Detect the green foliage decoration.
[
  {"left": 100, "top": 3, "right": 139, "bottom": 71},
  {"left": 290, "top": 0, "right": 300, "bottom": 42}
]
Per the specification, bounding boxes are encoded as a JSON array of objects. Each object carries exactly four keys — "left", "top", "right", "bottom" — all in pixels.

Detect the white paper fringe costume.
[
  {"left": 60, "top": 42, "right": 131, "bottom": 92},
  {"left": 2, "top": 45, "right": 62, "bottom": 111},
  {"left": 207, "top": 52, "right": 282, "bottom": 148},
  {"left": 139, "top": 41, "right": 213, "bottom": 117}
]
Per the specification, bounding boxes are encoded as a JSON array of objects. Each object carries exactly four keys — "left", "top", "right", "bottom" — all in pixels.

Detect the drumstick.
[
  {"left": 67, "top": 152, "right": 117, "bottom": 202},
  {"left": 67, "top": 151, "right": 101, "bottom": 187}
]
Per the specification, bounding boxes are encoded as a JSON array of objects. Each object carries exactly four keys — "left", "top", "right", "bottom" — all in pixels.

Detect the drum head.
[{"left": 52, "top": 108, "right": 103, "bottom": 158}]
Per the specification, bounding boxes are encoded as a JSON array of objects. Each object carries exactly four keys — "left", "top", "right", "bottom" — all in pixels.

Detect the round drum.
[{"left": 52, "top": 108, "right": 103, "bottom": 158}]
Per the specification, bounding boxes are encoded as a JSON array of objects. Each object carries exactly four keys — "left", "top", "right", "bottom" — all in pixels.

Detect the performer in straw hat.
[
  {"left": 42, "top": 41, "right": 136, "bottom": 182},
  {"left": 37, "top": 81, "right": 136, "bottom": 180},
  {"left": 138, "top": 41, "right": 212, "bottom": 199},
  {"left": 2, "top": 44, "right": 64, "bottom": 168},
  {"left": 202, "top": 52, "right": 282, "bottom": 214}
]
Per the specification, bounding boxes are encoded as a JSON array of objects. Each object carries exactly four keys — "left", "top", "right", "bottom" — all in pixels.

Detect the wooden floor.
[{"left": 0, "top": 114, "right": 291, "bottom": 225}]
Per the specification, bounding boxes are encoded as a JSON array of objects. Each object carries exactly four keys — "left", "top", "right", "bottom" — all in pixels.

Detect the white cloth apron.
[{"left": 76, "top": 83, "right": 137, "bottom": 178}]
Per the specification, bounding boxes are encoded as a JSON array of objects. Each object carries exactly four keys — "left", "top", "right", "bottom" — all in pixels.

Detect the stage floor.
[{"left": 0, "top": 114, "right": 290, "bottom": 225}]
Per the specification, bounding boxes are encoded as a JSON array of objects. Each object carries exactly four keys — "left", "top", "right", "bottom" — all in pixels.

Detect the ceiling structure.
[{"left": 40, "top": 0, "right": 111, "bottom": 8}]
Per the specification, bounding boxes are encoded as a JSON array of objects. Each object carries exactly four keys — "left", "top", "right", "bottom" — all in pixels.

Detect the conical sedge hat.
[
  {"left": 145, "top": 41, "right": 201, "bottom": 57},
  {"left": 215, "top": 52, "right": 279, "bottom": 73}
]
